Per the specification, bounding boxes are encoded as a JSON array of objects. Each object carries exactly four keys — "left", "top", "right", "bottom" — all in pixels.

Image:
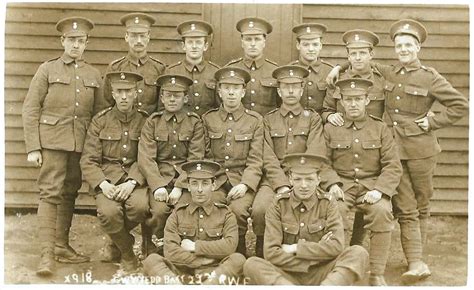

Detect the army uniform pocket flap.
[
  {"left": 144, "top": 77, "right": 157, "bottom": 86},
  {"left": 368, "top": 92, "right": 385, "bottom": 101},
  {"left": 178, "top": 226, "right": 196, "bottom": 237},
  {"left": 99, "top": 130, "right": 122, "bottom": 141},
  {"left": 404, "top": 85, "right": 428, "bottom": 97},
  {"left": 209, "top": 131, "right": 223, "bottom": 139},
  {"left": 154, "top": 130, "right": 169, "bottom": 141},
  {"left": 404, "top": 122, "right": 426, "bottom": 136},
  {"left": 205, "top": 227, "right": 223, "bottom": 238},
  {"left": 178, "top": 132, "right": 192, "bottom": 141},
  {"left": 49, "top": 75, "right": 71, "bottom": 84},
  {"left": 40, "top": 114, "right": 60, "bottom": 125},
  {"left": 83, "top": 78, "right": 100, "bottom": 88},
  {"left": 205, "top": 80, "right": 216, "bottom": 90},
  {"left": 282, "top": 222, "right": 299, "bottom": 235},
  {"left": 260, "top": 78, "right": 277, "bottom": 88},
  {"left": 384, "top": 81, "right": 395, "bottom": 92},
  {"left": 329, "top": 140, "right": 352, "bottom": 149},
  {"left": 129, "top": 132, "right": 141, "bottom": 141},
  {"left": 308, "top": 220, "right": 326, "bottom": 233},
  {"left": 317, "top": 81, "right": 328, "bottom": 90},
  {"left": 234, "top": 133, "right": 253, "bottom": 141},
  {"left": 293, "top": 128, "right": 309, "bottom": 136},
  {"left": 362, "top": 140, "right": 382, "bottom": 149},
  {"left": 270, "top": 129, "right": 287, "bottom": 138}
]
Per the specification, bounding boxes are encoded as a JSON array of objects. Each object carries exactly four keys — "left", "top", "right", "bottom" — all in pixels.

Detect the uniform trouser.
[
  {"left": 337, "top": 184, "right": 394, "bottom": 275},
  {"left": 243, "top": 245, "right": 368, "bottom": 285},
  {"left": 37, "top": 149, "right": 82, "bottom": 252},
  {"left": 148, "top": 190, "right": 173, "bottom": 239},
  {"left": 143, "top": 253, "right": 246, "bottom": 285},
  {"left": 392, "top": 156, "right": 437, "bottom": 263}
]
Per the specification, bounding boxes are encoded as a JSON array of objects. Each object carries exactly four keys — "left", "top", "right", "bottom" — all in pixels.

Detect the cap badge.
[
  {"left": 354, "top": 34, "right": 360, "bottom": 41},
  {"left": 196, "top": 163, "right": 202, "bottom": 170},
  {"left": 191, "top": 23, "right": 196, "bottom": 31},
  {"left": 300, "top": 157, "right": 306, "bottom": 165},
  {"left": 306, "top": 27, "right": 311, "bottom": 33},
  {"left": 120, "top": 73, "right": 126, "bottom": 80},
  {"left": 230, "top": 70, "right": 235, "bottom": 77},
  {"left": 135, "top": 17, "right": 139, "bottom": 24},
  {"left": 403, "top": 24, "right": 410, "bottom": 30},
  {"left": 249, "top": 21, "right": 254, "bottom": 28},
  {"left": 289, "top": 70, "right": 294, "bottom": 76},
  {"left": 72, "top": 22, "right": 78, "bottom": 30},
  {"left": 350, "top": 81, "right": 356, "bottom": 88},
  {"left": 171, "top": 77, "right": 176, "bottom": 84}
]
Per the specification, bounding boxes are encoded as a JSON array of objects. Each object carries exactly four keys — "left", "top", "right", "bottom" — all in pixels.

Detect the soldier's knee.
[
  {"left": 243, "top": 256, "right": 264, "bottom": 277},
  {"left": 346, "top": 245, "right": 369, "bottom": 262},
  {"left": 227, "top": 253, "right": 246, "bottom": 268},
  {"left": 143, "top": 253, "right": 165, "bottom": 275}
]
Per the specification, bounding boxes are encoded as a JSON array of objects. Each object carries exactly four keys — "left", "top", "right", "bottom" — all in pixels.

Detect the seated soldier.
[
  {"left": 143, "top": 160, "right": 246, "bottom": 285},
  {"left": 324, "top": 78, "right": 402, "bottom": 286},
  {"left": 201, "top": 67, "right": 264, "bottom": 255},
  {"left": 138, "top": 74, "right": 205, "bottom": 255},
  {"left": 244, "top": 153, "right": 368, "bottom": 285},
  {"left": 80, "top": 71, "right": 150, "bottom": 273}
]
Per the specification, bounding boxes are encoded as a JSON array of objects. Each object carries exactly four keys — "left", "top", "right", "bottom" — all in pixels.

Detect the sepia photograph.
[{"left": 2, "top": 0, "right": 470, "bottom": 287}]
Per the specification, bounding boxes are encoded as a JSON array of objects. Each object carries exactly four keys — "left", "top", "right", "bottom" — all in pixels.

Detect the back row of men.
[{"left": 22, "top": 13, "right": 468, "bottom": 286}]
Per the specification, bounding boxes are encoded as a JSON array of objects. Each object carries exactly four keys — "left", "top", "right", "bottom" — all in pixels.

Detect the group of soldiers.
[{"left": 22, "top": 11, "right": 468, "bottom": 286}]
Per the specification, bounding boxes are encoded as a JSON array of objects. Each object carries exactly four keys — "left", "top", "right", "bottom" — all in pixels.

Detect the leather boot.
[
  {"left": 37, "top": 249, "right": 55, "bottom": 276},
  {"left": 401, "top": 261, "right": 431, "bottom": 285},
  {"left": 100, "top": 238, "right": 121, "bottom": 262},
  {"left": 109, "top": 229, "right": 139, "bottom": 274},
  {"left": 36, "top": 201, "right": 57, "bottom": 276}
]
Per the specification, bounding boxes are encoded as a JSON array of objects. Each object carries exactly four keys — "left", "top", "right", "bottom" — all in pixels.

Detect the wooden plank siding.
[
  {"left": 302, "top": 4, "right": 469, "bottom": 215},
  {"left": 4, "top": 3, "right": 469, "bottom": 216}
]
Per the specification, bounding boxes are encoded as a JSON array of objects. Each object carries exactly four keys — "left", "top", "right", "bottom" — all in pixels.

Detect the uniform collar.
[
  {"left": 298, "top": 57, "right": 322, "bottom": 73},
  {"left": 60, "top": 53, "right": 84, "bottom": 67},
  {"left": 112, "top": 106, "right": 137, "bottom": 123},
  {"left": 291, "top": 191, "right": 318, "bottom": 210},
  {"left": 127, "top": 52, "right": 149, "bottom": 66},
  {"left": 343, "top": 114, "right": 368, "bottom": 129},
  {"left": 184, "top": 59, "right": 206, "bottom": 73},
  {"left": 279, "top": 104, "right": 303, "bottom": 117},
  {"left": 348, "top": 67, "right": 373, "bottom": 79},
  {"left": 395, "top": 59, "right": 421, "bottom": 73},
  {"left": 243, "top": 56, "right": 265, "bottom": 69},
  {"left": 218, "top": 104, "right": 245, "bottom": 121},
  {"left": 188, "top": 200, "right": 214, "bottom": 215},
  {"left": 163, "top": 110, "right": 186, "bottom": 123}
]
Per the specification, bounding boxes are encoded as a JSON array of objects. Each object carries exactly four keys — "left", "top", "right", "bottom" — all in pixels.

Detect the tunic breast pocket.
[
  {"left": 154, "top": 130, "right": 169, "bottom": 142},
  {"left": 99, "top": 130, "right": 122, "bottom": 157},
  {"left": 82, "top": 78, "right": 100, "bottom": 102},
  {"left": 308, "top": 219, "right": 327, "bottom": 241},
  {"left": 282, "top": 222, "right": 299, "bottom": 245},
  {"left": 270, "top": 129, "right": 287, "bottom": 156},
  {"left": 293, "top": 127, "right": 310, "bottom": 143},
  {"left": 178, "top": 131, "right": 193, "bottom": 151},
  {"left": 205, "top": 227, "right": 224, "bottom": 241},
  {"left": 208, "top": 131, "right": 224, "bottom": 156},
  {"left": 259, "top": 78, "right": 277, "bottom": 104},
  {"left": 129, "top": 131, "right": 141, "bottom": 151},
  {"left": 178, "top": 226, "right": 196, "bottom": 241},
  {"left": 47, "top": 75, "right": 72, "bottom": 107},
  {"left": 404, "top": 85, "right": 429, "bottom": 114},
  {"left": 234, "top": 132, "right": 254, "bottom": 157}
]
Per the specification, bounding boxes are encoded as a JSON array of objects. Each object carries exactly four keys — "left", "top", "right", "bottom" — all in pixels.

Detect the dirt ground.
[{"left": 3, "top": 210, "right": 468, "bottom": 286}]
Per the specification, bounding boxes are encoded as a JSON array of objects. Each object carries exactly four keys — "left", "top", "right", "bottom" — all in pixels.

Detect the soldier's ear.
[
  {"left": 296, "top": 40, "right": 301, "bottom": 51},
  {"left": 60, "top": 36, "right": 66, "bottom": 47},
  {"left": 203, "top": 41, "right": 209, "bottom": 52},
  {"left": 277, "top": 88, "right": 282, "bottom": 98},
  {"left": 364, "top": 95, "right": 371, "bottom": 106},
  {"left": 180, "top": 40, "right": 186, "bottom": 51},
  {"left": 288, "top": 173, "right": 294, "bottom": 187},
  {"left": 212, "top": 180, "right": 217, "bottom": 191},
  {"left": 124, "top": 32, "right": 129, "bottom": 42},
  {"left": 183, "top": 95, "right": 189, "bottom": 104}
]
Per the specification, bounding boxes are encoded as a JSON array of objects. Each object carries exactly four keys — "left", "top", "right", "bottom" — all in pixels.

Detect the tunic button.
[
  {"left": 354, "top": 139, "right": 359, "bottom": 143},
  {"left": 337, "top": 144, "right": 341, "bottom": 147},
  {"left": 172, "top": 156, "right": 176, "bottom": 159},
  {"left": 76, "top": 89, "right": 80, "bottom": 93},
  {"left": 199, "top": 228, "right": 203, "bottom": 232},
  {"left": 195, "top": 106, "right": 200, "bottom": 110},
  {"left": 414, "top": 91, "right": 418, "bottom": 95},
  {"left": 355, "top": 168, "right": 360, "bottom": 172},
  {"left": 396, "top": 96, "right": 400, "bottom": 100},
  {"left": 355, "top": 178, "right": 359, "bottom": 183},
  {"left": 154, "top": 81, "right": 157, "bottom": 85},
  {"left": 173, "top": 130, "right": 177, "bottom": 134},
  {"left": 138, "top": 89, "right": 143, "bottom": 93},
  {"left": 251, "top": 90, "right": 255, "bottom": 94},
  {"left": 251, "top": 102, "right": 255, "bottom": 107},
  {"left": 288, "top": 141, "right": 292, "bottom": 145},
  {"left": 226, "top": 142, "right": 231, "bottom": 146},
  {"left": 172, "top": 144, "right": 177, "bottom": 148},
  {"left": 75, "top": 76, "right": 79, "bottom": 80},
  {"left": 74, "top": 116, "right": 78, "bottom": 119},
  {"left": 308, "top": 96, "right": 312, "bottom": 100},
  {"left": 194, "top": 92, "right": 199, "bottom": 97},
  {"left": 353, "top": 126, "right": 357, "bottom": 130},
  {"left": 199, "top": 214, "right": 203, "bottom": 219},
  {"left": 194, "top": 80, "right": 198, "bottom": 84},
  {"left": 395, "top": 109, "right": 399, "bottom": 113},
  {"left": 75, "top": 102, "right": 79, "bottom": 106},
  {"left": 183, "top": 232, "right": 187, "bottom": 235},
  {"left": 229, "top": 116, "right": 233, "bottom": 121},
  {"left": 251, "top": 67, "right": 255, "bottom": 71},
  {"left": 122, "top": 157, "right": 127, "bottom": 161},
  {"left": 288, "top": 128, "right": 292, "bottom": 132},
  {"left": 123, "top": 144, "right": 127, "bottom": 149},
  {"left": 354, "top": 154, "right": 359, "bottom": 158},
  {"left": 193, "top": 68, "right": 197, "bottom": 72},
  {"left": 227, "top": 129, "right": 232, "bottom": 133},
  {"left": 74, "top": 64, "right": 78, "bottom": 68},
  {"left": 300, "top": 207, "right": 305, "bottom": 213},
  {"left": 138, "top": 102, "right": 142, "bottom": 106},
  {"left": 398, "top": 83, "right": 402, "bottom": 87},
  {"left": 124, "top": 132, "right": 128, "bottom": 136},
  {"left": 300, "top": 222, "right": 305, "bottom": 227},
  {"left": 308, "top": 81, "right": 313, "bottom": 86},
  {"left": 289, "top": 114, "right": 293, "bottom": 119},
  {"left": 401, "top": 70, "right": 405, "bottom": 75},
  {"left": 225, "top": 156, "right": 229, "bottom": 160},
  {"left": 225, "top": 168, "right": 229, "bottom": 172},
  {"left": 393, "top": 121, "right": 398, "bottom": 126},
  {"left": 251, "top": 78, "right": 255, "bottom": 82},
  {"left": 56, "top": 78, "right": 60, "bottom": 81},
  {"left": 108, "top": 136, "right": 111, "bottom": 140}
]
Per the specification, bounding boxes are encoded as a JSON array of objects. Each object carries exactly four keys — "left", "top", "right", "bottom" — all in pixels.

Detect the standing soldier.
[
  {"left": 243, "top": 154, "right": 368, "bottom": 285},
  {"left": 202, "top": 67, "right": 264, "bottom": 255},
  {"left": 80, "top": 71, "right": 150, "bottom": 273},
  {"left": 225, "top": 17, "right": 278, "bottom": 116},
  {"left": 143, "top": 160, "right": 246, "bottom": 285},
  {"left": 324, "top": 78, "right": 402, "bottom": 286},
  {"left": 164, "top": 20, "right": 220, "bottom": 116},
  {"left": 98, "top": 12, "right": 166, "bottom": 115},
  {"left": 22, "top": 17, "right": 100, "bottom": 276},
  {"left": 138, "top": 74, "right": 205, "bottom": 255},
  {"left": 289, "top": 23, "right": 333, "bottom": 114},
  {"left": 327, "top": 19, "right": 469, "bottom": 284},
  {"left": 252, "top": 65, "right": 339, "bottom": 258}
]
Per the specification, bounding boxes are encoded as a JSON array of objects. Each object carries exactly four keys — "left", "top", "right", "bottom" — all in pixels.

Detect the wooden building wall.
[{"left": 4, "top": 3, "right": 469, "bottom": 215}]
